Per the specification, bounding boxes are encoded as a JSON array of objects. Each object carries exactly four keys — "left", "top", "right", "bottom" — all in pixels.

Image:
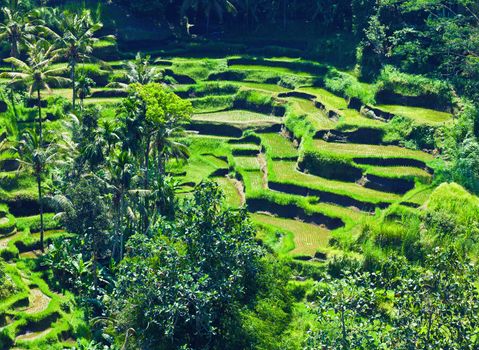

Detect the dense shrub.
[
  {"left": 324, "top": 69, "right": 375, "bottom": 104},
  {"left": 299, "top": 150, "right": 363, "bottom": 181},
  {"left": 75, "top": 64, "right": 111, "bottom": 86},
  {"left": 376, "top": 66, "right": 453, "bottom": 111}
]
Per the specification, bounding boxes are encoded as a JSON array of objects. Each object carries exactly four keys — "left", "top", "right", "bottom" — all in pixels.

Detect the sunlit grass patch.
[
  {"left": 269, "top": 160, "right": 400, "bottom": 203},
  {"left": 193, "top": 110, "right": 281, "bottom": 124},
  {"left": 310, "top": 140, "right": 434, "bottom": 163},
  {"left": 234, "top": 156, "right": 261, "bottom": 171},
  {"left": 376, "top": 105, "right": 452, "bottom": 125},
  {"left": 213, "top": 177, "right": 243, "bottom": 207},
  {"left": 260, "top": 133, "right": 298, "bottom": 159},
  {"left": 252, "top": 213, "right": 330, "bottom": 256}
]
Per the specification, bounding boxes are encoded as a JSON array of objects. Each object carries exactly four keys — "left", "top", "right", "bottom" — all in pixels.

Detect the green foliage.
[
  {"left": 109, "top": 182, "right": 283, "bottom": 349},
  {"left": 0, "top": 258, "right": 16, "bottom": 300},
  {"left": 377, "top": 66, "right": 453, "bottom": 103},
  {"left": 324, "top": 69, "right": 375, "bottom": 104},
  {"left": 61, "top": 177, "right": 111, "bottom": 281},
  {"left": 299, "top": 150, "right": 362, "bottom": 182},
  {"left": 307, "top": 248, "right": 479, "bottom": 349},
  {"left": 129, "top": 82, "right": 192, "bottom": 126},
  {"left": 75, "top": 64, "right": 111, "bottom": 86}
]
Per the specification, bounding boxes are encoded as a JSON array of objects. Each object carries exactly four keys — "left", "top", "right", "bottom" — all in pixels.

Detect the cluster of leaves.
[
  {"left": 109, "top": 182, "right": 265, "bottom": 349},
  {"left": 307, "top": 248, "right": 479, "bottom": 349},
  {"left": 0, "top": 258, "right": 16, "bottom": 300}
]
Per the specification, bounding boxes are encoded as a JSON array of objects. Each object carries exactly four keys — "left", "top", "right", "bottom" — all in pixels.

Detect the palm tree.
[
  {"left": 55, "top": 10, "right": 104, "bottom": 110},
  {"left": 75, "top": 73, "right": 95, "bottom": 107},
  {"left": 98, "top": 119, "right": 120, "bottom": 156},
  {"left": 2, "top": 40, "right": 69, "bottom": 143},
  {"left": 108, "top": 53, "right": 162, "bottom": 90},
  {"left": 126, "top": 53, "right": 162, "bottom": 85},
  {"left": 181, "top": 0, "right": 237, "bottom": 33},
  {"left": 154, "top": 124, "right": 190, "bottom": 176},
  {"left": 106, "top": 151, "right": 134, "bottom": 261},
  {"left": 16, "top": 130, "right": 56, "bottom": 252},
  {"left": 0, "top": 0, "right": 35, "bottom": 63}
]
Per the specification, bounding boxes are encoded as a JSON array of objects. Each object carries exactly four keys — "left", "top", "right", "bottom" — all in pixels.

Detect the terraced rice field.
[
  {"left": 0, "top": 142, "right": 83, "bottom": 348},
  {"left": 1, "top": 55, "right": 451, "bottom": 340},
  {"left": 149, "top": 56, "right": 444, "bottom": 260}
]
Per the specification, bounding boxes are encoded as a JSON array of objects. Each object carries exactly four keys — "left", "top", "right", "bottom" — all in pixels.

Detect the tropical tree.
[
  {"left": 2, "top": 40, "right": 69, "bottom": 143},
  {"left": 54, "top": 10, "right": 104, "bottom": 110},
  {"left": 75, "top": 73, "right": 95, "bottom": 107},
  {"left": 126, "top": 52, "right": 162, "bottom": 85},
  {"left": 109, "top": 181, "right": 263, "bottom": 349},
  {"left": 153, "top": 123, "right": 190, "bottom": 176},
  {"left": 0, "top": 0, "right": 35, "bottom": 63},
  {"left": 62, "top": 177, "right": 111, "bottom": 289},
  {"left": 98, "top": 119, "right": 120, "bottom": 157},
  {"left": 16, "top": 130, "right": 56, "bottom": 252},
  {"left": 105, "top": 150, "right": 134, "bottom": 261},
  {"left": 120, "top": 83, "right": 191, "bottom": 190}
]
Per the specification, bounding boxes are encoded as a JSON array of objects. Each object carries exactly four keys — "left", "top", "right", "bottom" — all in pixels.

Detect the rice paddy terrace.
[{"left": 0, "top": 49, "right": 453, "bottom": 348}]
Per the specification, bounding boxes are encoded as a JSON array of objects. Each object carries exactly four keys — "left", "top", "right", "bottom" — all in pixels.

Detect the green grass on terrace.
[
  {"left": 239, "top": 169, "right": 265, "bottom": 192},
  {"left": 299, "top": 87, "right": 348, "bottom": 109},
  {"left": 295, "top": 87, "right": 386, "bottom": 130},
  {"left": 228, "top": 64, "right": 313, "bottom": 77},
  {"left": 212, "top": 177, "right": 243, "bottom": 207},
  {"left": 193, "top": 110, "right": 281, "bottom": 124},
  {"left": 234, "top": 156, "right": 261, "bottom": 171},
  {"left": 401, "top": 185, "right": 434, "bottom": 206},
  {"left": 376, "top": 105, "right": 453, "bottom": 125},
  {"left": 269, "top": 160, "right": 400, "bottom": 203},
  {"left": 336, "top": 109, "right": 386, "bottom": 129},
  {"left": 232, "top": 81, "right": 290, "bottom": 93},
  {"left": 311, "top": 140, "right": 434, "bottom": 163},
  {"left": 229, "top": 143, "right": 260, "bottom": 151},
  {"left": 252, "top": 213, "right": 330, "bottom": 256},
  {"left": 260, "top": 133, "right": 298, "bottom": 159},
  {"left": 364, "top": 165, "right": 432, "bottom": 183},
  {"left": 289, "top": 97, "right": 321, "bottom": 114}
]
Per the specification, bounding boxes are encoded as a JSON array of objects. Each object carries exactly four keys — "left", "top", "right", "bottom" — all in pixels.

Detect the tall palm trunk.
[
  {"left": 71, "top": 62, "right": 77, "bottom": 110},
  {"left": 37, "top": 88, "right": 43, "bottom": 144},
  {"left": 143, "top": 136, "right": 151, "bottom": 233},
  {"left": 9, "top": 90, "right": 18, "bottom": 120},
  {"left": 144, "top": 135, "right": 150, "bottom": 189},
  {"left": 37, "top": 173, "right": 44, "bottom": 252},
  {"left": 119, "top": 194, "right": 125, "bottom": 260}
]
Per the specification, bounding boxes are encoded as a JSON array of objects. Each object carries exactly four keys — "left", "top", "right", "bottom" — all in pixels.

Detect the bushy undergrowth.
[
  {"left": 324, "top": 69, "right": 376, "bottom": 105},
  {"left": 299, "top": 150, "right": 362, "bottom": 182},
  {"left": 377, "top": 66, "right": 452, "bottom": 100}
]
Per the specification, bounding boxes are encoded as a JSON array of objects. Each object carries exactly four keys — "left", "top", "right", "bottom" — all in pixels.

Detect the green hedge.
[
  {"left": 298, "top": 150, "right": 363, "bottom": 182},
  {"left": 0, "top": 213, "right": 16, "bottom": 236}
]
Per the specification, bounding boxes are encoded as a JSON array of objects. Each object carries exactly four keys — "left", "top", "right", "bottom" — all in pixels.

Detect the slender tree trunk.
[
  {"left": 143, "top": 136, "right": 151, "bottom": 233},
  {"left": 71, "top": 62, "right": 77, "bottom": 110},
  {"left": 113, "top": 201, "right": 120, "bottom": 261},
  {"left": 157, "top": 142, "right": 163, "bottom": 176},
  {"left": 93, "top": 250, "right": 98, "bottom": 290},
  {"left": 119, "top": 194, "right": 124, "bottom": 260},
  {"left": 37, "top": 173, "right": 45, "bottom": 252},
  {"left": 9, "top": 90, "right": 18, "bottom": 120},
  {"left": 37, "top": 88, "right": 43, "bottom": 144},
  {"left": 144, "top": 136, "right": 150, "bottom": 189}
]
